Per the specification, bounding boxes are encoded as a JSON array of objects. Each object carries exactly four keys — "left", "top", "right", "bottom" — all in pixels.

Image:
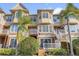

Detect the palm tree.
[
  {"left": 15, "top": 10, "right": 31, "bottom": 55},
  {"left": 60, "top": 3, "right": 79, "bottom": 56},
  {"left": 60, "top": 3, "right": 79, "bottom": 23}
]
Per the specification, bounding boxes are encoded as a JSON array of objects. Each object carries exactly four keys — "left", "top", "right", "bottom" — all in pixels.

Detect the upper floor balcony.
[
  {"left": 29, "top": 29, "right": 37, "bottom": 36},
  {"left": 0, "top": 29, "right": 9, "bottom": 35},
  {"left": 38, "top": 18, "right": 52, "bottom": 24}
]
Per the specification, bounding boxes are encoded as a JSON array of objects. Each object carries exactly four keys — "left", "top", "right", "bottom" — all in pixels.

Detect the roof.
[
  {"left": 30, "top": 14, "right": 37, "bottom": 16},
  {"left": 0, "top": 8, "right": 5, "bottom": 13},
  {"left": 53, "top": 8, "right": 62, "bottom": 15},
  {"left": 5, "top": 14, "right": 13, "bottom": 16},
  {"left": 37, "top": 9, "right": 53, "bottom": 13},
  {"left": 10, "top": 3, "right": 29, "bottom": 13}
]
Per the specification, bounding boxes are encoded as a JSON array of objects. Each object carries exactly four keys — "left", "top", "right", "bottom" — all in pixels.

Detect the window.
[
  {"left": 6, "top": 15, "right": 14, "bottom": 22},
  {"left": 68, "top": 15, "right": 76, "bottom": 19},
  {"left": 10, "top": 24, "right": 18, "bottom": 32},
  {"left": 43, "top": 13, "right": 48, "bottom": 18},
  {"left": 65, "top": 25, "right": 77, "bottom": 32},
  {"left": 44, "top": 39, "right": 51, "bottom": 43},
  {"left": 69, "top": 25, "right": 76, "bottom": 32},
  {"left": 15, "top": 12, "right": 18, "bottom": 18},
  {"left": 15, "top": 11, "right": 22, "bottom": 18},
  {"left": 39, "top": 15, "right": 41, "bottom": 19},
  {"left": 53, "top": 15, "right": 60, "bottom": 23},
  {"left": 43, "top": 25, "right": 48, "bottom": 32},
  {"left": 39, "top": 25, "right": 52, "bottom": 32},
  {"left": 31, "top": 17, "right": 36, "bottom": 23},
  {"left": 40, "top": 39, "right": 51, "bottom": 48},
  {"left": 50, "top": 26, "right": 52, "bottom": 32},
  {"left": 33, "top": 18, "right": 36, "bottom": 22},
  {"left": 10, "top": 37, "right": 16, "bottom": 48}
]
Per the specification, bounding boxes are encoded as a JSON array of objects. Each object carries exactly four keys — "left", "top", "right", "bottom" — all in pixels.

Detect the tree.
[
  {"left": 72, "top": 39, "right": 79, "bottom": 48},
  {"left": 72, "top": 39, "right": 79, "bottom": 55},
  {"left": 60, "top": 3, "right": 79, "bottom": 23},
  {"left": 18, "top": 37, "right": 39, "bottom": 56},
  {"left": 15, "top": 10, "right": 31, "bottom": 55},
  {"left": 60, "top": 3, "right": 79, "bottom": 55}
]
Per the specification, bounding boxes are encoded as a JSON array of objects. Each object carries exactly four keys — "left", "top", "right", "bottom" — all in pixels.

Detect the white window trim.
[
  {"left": 38, "top": 25, "right": 52, "bottom": 33},
  {"left": 10, "top": 24, "right": 18, "bottom": 33},
  {"left": 42, "top": 12, "right": 49, "bottom": 19}
]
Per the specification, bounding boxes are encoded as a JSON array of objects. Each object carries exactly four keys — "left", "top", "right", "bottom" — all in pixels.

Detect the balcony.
[
  {"left": 3, "top": 30, "right": 9, "bottom": 35},
  {"left": 4, "top": 22, "right": 11, "bottom": 27},
  {"left": 0, "top": 29, "right": 9, "bottom": 35},
  {"left": 63, "top": 31, "right": 79, "bottom": 38},
  {"left": 29, "top": 29, "right": 37, "bottom": 35},
  {"left": 43, "top": 43, "right": 61, "bottom": 49},
  {"left": 38, "top": 18, "right": 52, "bottom": 24}
]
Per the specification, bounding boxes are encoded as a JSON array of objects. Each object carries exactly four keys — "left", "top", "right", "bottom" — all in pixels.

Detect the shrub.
[
  {"left": 18, "top": 37, "right": 39, "bottom": 56},
  {"left": 47, "top": 48, "right": 68, "bottom": 56},
  {"left": 74, "top": 47, "right": 79, "bottom": 55},
  {"left": 72, "top": 39, "right": 79, "bottom": 48},
  {"left": 0, "top": 48, "right": 16, "bottom": 55},
  {"left": 72, "top": 39, "right": 79, "bottom": 55}
]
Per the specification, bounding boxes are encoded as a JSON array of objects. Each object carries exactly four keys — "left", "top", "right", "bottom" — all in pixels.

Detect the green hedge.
[
  {"left": 72, "top": 39, "right": 79, "bottom": 55},
  {"left": 47, "top": 48, "right": 68, "bottom": 56},
  {"left": 74, "top": 47, "right": 79, "bottom": 55},
  {"left": 0, "top": 48, "right": 16, "bottom": 55}
]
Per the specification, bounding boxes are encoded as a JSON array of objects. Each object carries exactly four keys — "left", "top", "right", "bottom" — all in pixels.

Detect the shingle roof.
[
  {"left": 11, "top": 3, "right": 29, "bottom": 13},
  {"left": 37, "top": 9, "right": 53, "bottom": 13}
]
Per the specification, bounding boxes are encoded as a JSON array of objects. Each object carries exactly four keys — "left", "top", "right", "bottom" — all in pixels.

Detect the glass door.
[{"left": 40, "top": 39, "right": 51, "bottom": 48}]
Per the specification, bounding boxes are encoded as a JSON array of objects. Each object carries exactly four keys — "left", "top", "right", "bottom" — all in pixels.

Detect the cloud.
[{"left": 53, "top": 8, "right": 63, "bottom": 15}]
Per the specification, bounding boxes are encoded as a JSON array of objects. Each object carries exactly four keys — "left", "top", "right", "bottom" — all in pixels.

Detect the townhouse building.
[{"left": 0, "top": 3, "right": 79, "bottom": 50}]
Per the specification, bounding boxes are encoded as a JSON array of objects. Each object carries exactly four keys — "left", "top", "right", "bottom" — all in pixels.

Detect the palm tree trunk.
[
  {"left": 15, "top": 31, "right": 19, "bottom": 55},
  {"left": 67, "top": 18, "right": 74, "bottom": 56}
]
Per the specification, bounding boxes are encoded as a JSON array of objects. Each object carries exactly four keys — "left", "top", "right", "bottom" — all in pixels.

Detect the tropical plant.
[
  {"left": 18, "top": 37, "right": 39, "bottom": 56},
  {"left": 74, "top": 47, "right": 79, "bottom": 55},
  {"left": 60, "top": 3, "right": 79, "bottom": 23},
  {"left": 15, "top": 10, "right": 31, "bottom": 55},
  {"left": 17, "top": 10, "right": 31, "bottom": 41},
  {"left": 60, "top": 3, "right": 79, "bottom": 55},
  {"left": 72, "top": 39, "right": 79, "bottom": 48},
  {"left": 72, "top": 39, "right": 79, "bottom": 55}
]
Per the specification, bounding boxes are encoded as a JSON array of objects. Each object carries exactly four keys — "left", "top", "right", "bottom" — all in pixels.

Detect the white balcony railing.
[
  {"left": 3, "top": 30, "right": 9, "bottom": 35},
  {"left": 29, "top": 29, "right": 37, "bottom": 35},
  {"left": 43, "top": 43, "right": 61, "bottom": 49}
]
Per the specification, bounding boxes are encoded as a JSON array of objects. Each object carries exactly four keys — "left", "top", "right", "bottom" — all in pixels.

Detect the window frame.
[
  {"left": 10, "top": 37, "right": 16, "bottom": 48},
  {"left": 65, "top": 25, "right": 77, "bottom": 32},
  {"left": 42, "top": 12, "right": 49, "bottom": 18},
  {"left": 10, "top": 24, "right": 18, "bottom": 32},
  {"left": 39, "top": 25, "right": 52, "bottom": 32},
  {"left": 53, "top": 15, "right": 60, "bottom": 23}
]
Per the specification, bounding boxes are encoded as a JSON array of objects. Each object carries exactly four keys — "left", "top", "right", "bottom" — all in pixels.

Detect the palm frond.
[{"left": 60, "top": 3, "right": 79, "bottom": 23}]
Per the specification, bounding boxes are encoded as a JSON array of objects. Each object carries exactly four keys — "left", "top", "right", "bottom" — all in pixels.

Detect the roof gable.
[{"left": 11, "top": 3, "right": 29, "bottom": 13}]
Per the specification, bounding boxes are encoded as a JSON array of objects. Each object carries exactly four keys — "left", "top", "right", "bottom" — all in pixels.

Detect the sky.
[{"left": 0, "top": 3, "right": 79, "bottom": 14}]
